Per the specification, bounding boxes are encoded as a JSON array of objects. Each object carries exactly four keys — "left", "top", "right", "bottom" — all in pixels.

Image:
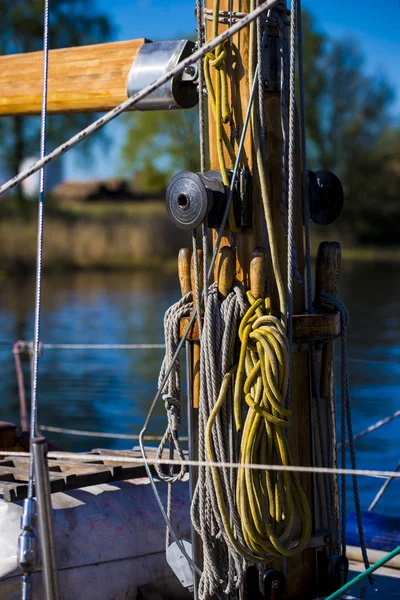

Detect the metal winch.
[{"left": 166, "top": 169, "right": 251, "bottom": 231}]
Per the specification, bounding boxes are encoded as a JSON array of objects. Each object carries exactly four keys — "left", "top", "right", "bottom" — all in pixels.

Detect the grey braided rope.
[
  {"left": 275, "top": 8, "right": 303, "bottom": 289},
  {"left": 155, "top": 293, "right": 192, "bottom": 483},
  {"left": 155, "top": 293, "right": 193, "bottom": 547},
  {"left": 321, "top": 292, "right": 373, "bottom": 585},
  {"left": 191, "top": 282, "right": 247, "bottom": 599},
  {"left": 284, "top": 0, "right": 298, "bottom": 412},
  {"left": 286, "top": 0, "right": 297, "bottom": 362}
]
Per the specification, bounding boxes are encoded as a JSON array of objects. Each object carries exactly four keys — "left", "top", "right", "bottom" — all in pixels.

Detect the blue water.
[{"left": 0, "top": 262, "right": 399, "bottom": 517}]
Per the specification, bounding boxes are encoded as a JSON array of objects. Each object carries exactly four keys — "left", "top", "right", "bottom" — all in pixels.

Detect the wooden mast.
[{"left": 203, "top": 1, "right": 338, "bottom": 597}]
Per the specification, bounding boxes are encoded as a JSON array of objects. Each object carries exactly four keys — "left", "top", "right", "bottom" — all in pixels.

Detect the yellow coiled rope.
[
  {"left": 203, "top": 0, "right": 239, "bottom": 231},
  {"left": 205, "top": 292, "right": 311, "bottom": 559},
  {"left": 234, "top": 292, "right": 311, "bottom": 556}
]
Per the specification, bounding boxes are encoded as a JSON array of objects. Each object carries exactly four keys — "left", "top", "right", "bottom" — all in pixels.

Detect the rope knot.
[
  {"left": 163, "top": 393, "right": 180, "bottom": 412},
  {"left": 206, "top": 43, "right": 227, "bottom": 68},
  {"left": 163, "top": 394, "right": 181, "bottom": 431}
]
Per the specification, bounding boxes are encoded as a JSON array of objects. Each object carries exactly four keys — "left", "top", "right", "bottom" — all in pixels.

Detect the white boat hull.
[{"left": 0, "top": 477, "right": 192, "bottom": 600}]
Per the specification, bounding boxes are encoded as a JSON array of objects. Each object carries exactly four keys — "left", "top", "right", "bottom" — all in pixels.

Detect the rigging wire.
[
  {"left": 27, "top": 0, "right": 50, "bottom": 500},
  {"left": 39, "top": 425, "right": 188, "bottom": 442},
  {"left": 4, "top": 449, "right": 400, "bottom": 481},
  {"left": 338, "top": 409, "right": 400, "bottom": 448}
]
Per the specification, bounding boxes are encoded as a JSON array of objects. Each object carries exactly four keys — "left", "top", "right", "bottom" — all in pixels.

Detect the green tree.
[
  {"left": 301, "top": 14, "right": 398, "bottom": 241},
  {"left": 120, "top": 108, "right": 200, "bottom": 193},
  {"left": 0, "top": 0, "right": 113, "bottom": 201}
]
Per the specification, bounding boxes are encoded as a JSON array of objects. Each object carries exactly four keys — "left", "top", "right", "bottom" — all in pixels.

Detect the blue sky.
[{"left": 65, "top": 0, "right": 400, "bottom": 180}]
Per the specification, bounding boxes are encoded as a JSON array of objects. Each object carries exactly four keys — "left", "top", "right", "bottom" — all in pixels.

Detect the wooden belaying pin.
[
  {"left": 250, "top": 247, "right": 267, "bottom": 300},
  {"left": 216, "top": 246, "right": 236, "bottom": 301},
  {"left": 190, "top": 249, "right": 203, "bottom": 409},
  {"left": 178, "top": 248, "right": 192, "bottom": 297}
]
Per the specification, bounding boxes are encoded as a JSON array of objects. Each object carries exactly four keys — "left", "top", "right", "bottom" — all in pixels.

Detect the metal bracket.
[
  {"left": 262, "top": 32, "right": 281, "bottom": 92},
  {"left": 245, "top": 566, "right": 286, "bottom": 600},
  {"left": 127, "top": 40, "right": 199, "bottom": 111},
  {"left": 206, "top": 168, "right": 252, "bottom": 229}
]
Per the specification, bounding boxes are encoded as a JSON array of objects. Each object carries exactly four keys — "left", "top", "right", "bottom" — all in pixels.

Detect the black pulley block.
[
  {"left": 166, "top": 169, "right": 251, "bottom": 231},
  {"left": 166, "top": 171, "right": 211, "bottom": 230},
  {"left": 244, "top": 566, "right": 286, "bottom": 599},
  {"left": 308, "top": 169, "right": 344, "bottom": 225},
  {"left": 260, "top": 568, "right": 286, "bottom": 599},
  {"left": 331, "top": 554, "right": 349, "bottom": 591}
]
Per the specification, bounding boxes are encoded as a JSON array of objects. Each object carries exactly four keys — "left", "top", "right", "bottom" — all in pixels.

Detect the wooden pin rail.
[
  {"left": 0, "top": 39, "right": 145, "bottom": 115},
  {"left": 180, "top": 311, "right": 341, "bottom": 343}
]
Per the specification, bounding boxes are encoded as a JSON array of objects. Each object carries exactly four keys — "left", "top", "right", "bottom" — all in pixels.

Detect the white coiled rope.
[{"left": 191, "top": 282, "right": 248, "bottom": 599}]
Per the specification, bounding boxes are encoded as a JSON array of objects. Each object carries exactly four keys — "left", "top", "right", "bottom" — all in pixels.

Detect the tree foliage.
[
  {"left": 121, "top": 108, "right": 200, "bottom": 193},
  {"left": 0, "top": 0, "right": 113, "bottom": 199},
  {"left": 120, "top": 12, "right": 399, "bottom": 243}
]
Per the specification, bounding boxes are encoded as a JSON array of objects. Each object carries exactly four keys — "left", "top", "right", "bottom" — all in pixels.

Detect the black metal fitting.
[
  {"left": 244, "top": 566, "right": 286, "bottom": 600},
  {"left": 307, "top": 169, "right": 344, "bottom": 225},
  {"left": 165, "top": 169, "right": 251, "bottom": 231},
  {"left": 331, "top": 553, "right": 349, "bottom": 591}
]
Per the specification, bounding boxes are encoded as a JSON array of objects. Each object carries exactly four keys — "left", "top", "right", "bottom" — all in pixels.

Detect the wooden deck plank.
[{"left": 0, "top": 451, "right": 158, "bottom": 501}]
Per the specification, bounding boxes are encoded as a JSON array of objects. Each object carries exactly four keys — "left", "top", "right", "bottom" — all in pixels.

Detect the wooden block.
[
  {"left": 292, "top": 312, "right": 341, "bottom": 343},
  {"left": 180, "top": 313, "right": 340, "bottom": 343},
  {"left": 0, "top": 481, "right": 29, "bottom": 502}
]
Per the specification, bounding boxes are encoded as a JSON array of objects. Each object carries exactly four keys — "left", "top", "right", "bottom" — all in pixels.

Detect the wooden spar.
[{"left": 0, "top": 39, "right": 145, "bottom": 115}]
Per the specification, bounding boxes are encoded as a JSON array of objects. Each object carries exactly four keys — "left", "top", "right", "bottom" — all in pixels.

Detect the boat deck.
[{"left": 0, "top": 448, "right": 155, "bottom": 502}]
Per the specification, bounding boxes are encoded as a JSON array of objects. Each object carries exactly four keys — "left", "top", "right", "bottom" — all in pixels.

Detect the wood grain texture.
[
  {"left": 178, "top": 248, "right": 192, "bottom": 296},
  {"left": 206, "top": 0, "right": 255, "bottom": 287},
  {"left": 249, "top": 247, "right": 267, "bottom": 299},
  {"left": 216, "top": 246, "right": 236, "bottom": 299},
  {"left": 314, "top": 241, "right": 342, "bottom": 561},
  {"left": 180, "top": 312, "right": 339, "bottom": 344},
  {"left": 261, "top": 5, "right": 315, "bottom": 595},
  {"left": 0, "top": 39, "right": 145, "bottom": 115}
]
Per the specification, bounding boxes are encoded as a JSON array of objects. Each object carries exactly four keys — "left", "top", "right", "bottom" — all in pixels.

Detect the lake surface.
[{"left": 0, "top": 262, "right": 399, "bottom": 516}]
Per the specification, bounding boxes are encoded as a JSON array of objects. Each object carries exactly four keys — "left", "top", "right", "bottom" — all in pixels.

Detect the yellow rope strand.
[
  {"left": 204, "top": 0, "right": 239, "bottom": 231},
  {"left": 234, "top": 292, "right": 312, "bottom": 557}
]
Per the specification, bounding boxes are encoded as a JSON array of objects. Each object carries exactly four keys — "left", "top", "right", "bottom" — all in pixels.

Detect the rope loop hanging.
[{"left": 154, "top": 293, "right": 193, "bottom": 484}]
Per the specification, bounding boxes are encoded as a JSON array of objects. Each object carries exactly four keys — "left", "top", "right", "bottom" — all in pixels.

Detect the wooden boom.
[{"left": 0, "top": 39, "right": 145, "bottom": 115}]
